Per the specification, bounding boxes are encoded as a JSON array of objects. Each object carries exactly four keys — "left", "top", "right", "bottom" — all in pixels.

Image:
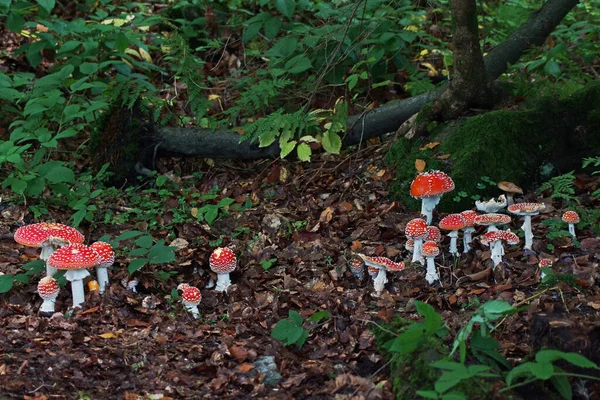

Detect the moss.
[{"left": 387, "top": 82, "right": 600, "bottom": 212}]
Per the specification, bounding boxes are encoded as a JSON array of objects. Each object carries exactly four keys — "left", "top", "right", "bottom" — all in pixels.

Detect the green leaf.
[
  {"left": 203, "top": 205, "right": 219, "bottom": 225},
  {"left": 550, "top": 367, "right": 572, "bottom": 400},
  {"left": 135, "top": 235, "right": 154, "bottom": 248},
  {"left": 296, "top": 142, "right": 311, "bottom": 161},
  {"left": 242, "top": 22, "right": 262, "bottom": 42},
  {"left": 388, "top": 323, "right": 426, "bottom": 355},
  {"left": 265, "top": 37, "right": 298, "bottom": 57},
  {"left": 296, "top": 329, "right": 309, "bottom": 349},
  {"left": 280, "top": 140, "right": 297, "bottom": 158},
  {"left": 321, "top": 131, "right": 341, "bottom": 154},
  {"left": 147, "top": 242, "right": 176, "bottom": 264},
  {"left": 21, "top": 260, "right": 45, "bottom": 274},
  {"left": 415, "top": 391, "right": 439, "bottom": 399},
  {"left": 155, "top": 175, "right": 169, "bottom": 187},
  {"left": 14, "top": 273, "right": 29, "bottom": 284},
  {"left": 7, "top": 12, "right": 25, "bottom": 33},
  {"left": 115, "top": 230, "right": 145, "bottom": 241},
  {"left": 442, "top": 392, "right": 468, "bottom": 400},
  {"left": 535, "top": 350, "right": 599, "bottom": 369},
  {"left": 285, "top": 55, "right": 312, "bottom": 74},
  {"left": 42, "top": 165, "right": 75, "bottom": 184},
  {"left": 289, "top": 310, "right": 303, "bottom": 326},
  {"left": 434, "top": 368, "right": 469, "bottom": 393},
  {"left": 127, "top": 248, "right": 149, "bottom": 257},
  {"left": 416, "top": 301, "right": 443, "bottom": 334},
  {"left": 544, "top": 60, "right": 561, "bottom": 78},
  {"left": 274, "top": 0, "right": 295, "bottom": 18},
  {"left": 217, "top": 197, "right": 235, "bottom": 208},
  {"left": 127, "top": 258, "right": 147, "bottom": 275},
  {"left": 479, "top": 300, "right": 514, "bottom": 321},
  {"left": 115, "top": 32, "right": 129, "bottom": 53},
  {"left": 264, "top": 16, "right": 282, "bottom": 40},
  {"left": 272, "top": 319, "right": 305, "bottom": 346},
  {"left": 71, "top": 208, "right": 86, "bottom": 228},
  {"left": 36, "top": 0, "right": 55, "bottom": 13},
  {"left": 0, "top": 274, "right": 14, "bottom": 293},
  {"left": 308, "top": 310, "right": 330, "bottom": 323},
  {"left": 79, "top": 62, "right": 98, "bottom": 75}
]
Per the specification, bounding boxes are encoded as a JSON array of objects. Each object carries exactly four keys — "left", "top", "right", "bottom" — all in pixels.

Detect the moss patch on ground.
[{"left": 387, "top": 82, "right": 600, "bottom": 212}]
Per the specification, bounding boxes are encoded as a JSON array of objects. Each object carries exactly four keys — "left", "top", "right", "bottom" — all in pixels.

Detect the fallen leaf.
[
  {"left": 81, "top": 306, "right": 99, "bottom": 315},
  {"left": 415, "top": 159, "right": 426, "bottom": 172},
  {"left": 238, "top": 363, "right": 255, "bottom": 373},
  {"left": 351, "top": 241, "right": 362, "bottom": 251},
  {"left": 419, "top": 141, "right": 440, "bottom": 150},
  {"left": 319, "top": 207, "right": 334, "bottom": 224},
  {"left": 437, "top": 154, "right": 451, "bottom": 160},
  {"left": 99, "top": 332, "right": 117, "bottom": 339}
]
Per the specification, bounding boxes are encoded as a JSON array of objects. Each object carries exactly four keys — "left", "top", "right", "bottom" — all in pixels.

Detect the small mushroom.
[
  {"left": 90, "top": 241, "right": 115, "bottom": 294},
  {"left": 410, "top": 170, "right": 455, "bottom": 224},
  {"left": 421, "top": 241, "right": 440, "bottom": 285},
  {"left": 424, "top": 226, "right": 441, "bottom": 243},
  {"left": 460, "top": 210, "right": 478, "bottom": 252},
  {"left": 439, "top": 214, "right": 466, "bottom": 257},
  {"left": 497, "top": 181, "right": 523, "bottom": 206},
  {"left": 475, "top": 195, "right": 507, "bottom": 213},
  {"left": 209, "top": 247, "right": 237, "bottom": 292},
  {"left": 37, "top": 276, "right": 59, "bottom": 317},
  {"left": 356, "top": 254, "right": 405, "bottom": 296},
  {"left": 405, "top": 218, "right": 428, "bottom": 264},
  {"left": 348, "top": 256, "right": 365, "bottom": 280},
  {"left": 562, "top": 211, "right": 580, "bottom": 239},
  {"left": 508, "top": 202, "right": 546, "bottom": 250},
  {"left": 180, "top": 285, "right": 202, "bottom": 319},
  {"left": 480, "top": 230, "right": 519, "bottom": 267},
  {"left": 474, "top": 213, "right": 511, "bottom": 233},
  {"left": 539, "top": 258, "right": 553, "bottom": 279}
]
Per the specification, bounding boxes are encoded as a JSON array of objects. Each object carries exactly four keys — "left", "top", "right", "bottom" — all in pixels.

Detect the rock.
[{"left": 253, "top": 355, "right": 283, "bottom": 386}]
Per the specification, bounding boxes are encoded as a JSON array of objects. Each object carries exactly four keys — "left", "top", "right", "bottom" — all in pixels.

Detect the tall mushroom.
[
  {"left": 497, "top": 181, "right": 523, "bottom": 206},
  {"left": 14, "top": 222, "right": 84, "bottom": 277},
  {"left": 474, "top": 213, "right": 511, "bottom": 233},
  {"left": 356, "top": 254, "right": 405, "bottom": 296},
  {"left": 562, "top": 211, "right": 580, "bottom": 239},
  {"left": 475, "top": 195, "right": 507, "bottom": 213},
  {"left": 410, "top": 170, "right": 455, "bottom": 224},
  {"left": 209, "top": 247, "right": 237, "bottom": 292},
  {"left": 460, "top": 210, "right": 478, "bottom": 252},
  {"left": 439, "top": 214, "right": 466, "bottom": 257},
  {"left": 47, "top": 243, "right": 100, "bottom": 308},
  {"left": 480, "top": 230, "right": 519, "bottom": 267},
  {"left": 405, "top": 218, "right": 428, "bottom": 264},
  {"left": 421, "top": 241, "right": 440, "bottom": 285},
  {"left": 508, "top": 202, "right": 546, "bottom": 251},
  {"left": 37, "top": 276, "right": 59, "bottom": 317},
  {"left": 90, "top": 241, "right": 115, "bottom": 294},
  {"left": 180, "top": 285, "right": 202, "bottom": 319}
]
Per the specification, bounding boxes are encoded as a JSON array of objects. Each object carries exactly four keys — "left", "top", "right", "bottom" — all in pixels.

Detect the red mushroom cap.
[
  {"left": 410, "top": 170, "right": 455, "bottom": 198},
  {"left": 47, "top": 243, "right": 100, "bottom": 270},
  {"left": 14, "top": 222, "right": 84, "bottom": 247},
  {"left": 14, "top": 224, "right": 51, "bottom": 247},
  {"left": 209, "top": 247, "right": 237, "bottom": 274},
  {"left": 367, "top": 266, "right": 379, "bottom": 277},
  {"left": 507, "top": 202, "right": 546, "bottom": 214},
  {"left": 474, "top": 213, "right": 511, "bottom": 226},
  {"left": 439, "top": 214, "right": 466, "bottom": 231},
  {"left": 405, "top": 218, "right": 428, "bottom": 239},
  {"left": 90, "top": 241, "right": 115, "bottom": 268},
  {"left": 460, "top": 210, "right": 478, "bottom": 227},
  {"left": 37, "top": 277, "right": 59, "bottom": 299},
  {"left": 539, "top": 259, "right": 553, "bottom": 268},
  {"left": 562, "top": 211, "right": 580, "bottom": 224},
  {"left": 480, "top": 230, "right": 519, "bottom": 246},
  {"left": 357, "top": 254, "right": 405, "bottom": 271},
  {"left": 349, "top": 257, "right": 364, "bottom": 275},
  {"left": 425, "top": 226, "right": 441, "bottom": 243},
  {"left": 181, "top": 286, "right": 202, "bottom": 306},
  {"left": 421, "top": 241, "right": 440, "bottom": 257}
]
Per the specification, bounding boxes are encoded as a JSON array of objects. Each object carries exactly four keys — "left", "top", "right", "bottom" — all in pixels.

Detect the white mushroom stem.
[
  {"left": 184, "top": 304, "right": 200, "bottom": 319},
  {"left": 448, "top": 231, "right": 459, "bottom": 256},
  {"left": 487, "top": 225, "right": 498, "bottom": 233},
  {"left": 567, "top": 223, "right": 576, "bottom": 238},
  {"left": 65, "top": 269, "right": 90, "bottom": 308},
  {"left": 420, "top": 196, "right": 441, "bottom": 225},
  {"left": 425, "top": 257, "right": 440, "bottom": 285},
  {"left": 520, "top": 215, "right": 535, "bottom": 250},
  {"left": 96, "top": 267, "right": 110, "bottom": 294},
  {"left": 214, "top": 273, "right": 232, "bottom": 293},
  {"left": 373, "top": 268, "right": 388, "bottom": 296},
  {"left": 489, "top": 240, "right": 505, "bottom": 267},
  {"left": 506, "top": 194, "right": 515, "bottom": 206},
  {"left": 40, "top": 296, "right": 57, "bottom": 314},
  {"left": 463, "top": 227, "right": 475, "bottom": 253},
  {"left": 411, "top": 238, "right": 424, "bottom": 265},
  {"left": 40, "top": 244, "right": 57, "bottom": 277}
]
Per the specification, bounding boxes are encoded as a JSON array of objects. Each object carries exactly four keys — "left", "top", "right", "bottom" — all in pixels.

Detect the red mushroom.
[
  {"left": 474, "top": 213, "right": 511, "bottom": 233},
  {"left": 405, "top": 218, "right": 428, "bottom": 264},
  {"left": 209, "top": 247, "right": 237, "bottom": 292},
  {"left": 90, "top": 241, "right": 115, "bottom": 294},
  {"left": 460, "top": 210, "right": 478, "bottom": 252},
  {"left": 562, "top": 211, "right": 580, "bottom": 239},
  {"left": 47, "top": 244, "right": 100, "bottom": 308},
  {"left": 439, "top": 214, "right": 466, "bottom": 256},
  {"left": 410, "top": 170, "right": 455, "bottom": 224},
  {"left": 14, "top": 222, "right": 84, "bottom": 277},
  {"left": 349, "top": 256, "right": 365, "bottom": 280},
  {"left": 421, "top": 241, "right": 440, "bottom": 285},
  {"left": 425, "top": 226, "right": 441, "bottom": 243},
  {"left": 539, "top": 258, "right": 553, "bottom": 279},
  {"left": 356, "top": 254, "right": 405, "bottom": 296},
  {"left": 508, "top": 202, "right": 546, "bottom": 250},
  {"left": 181, "top": 285, "right": 202, "bottom": 319},
  {"left": 480, "top": 230, "right": 519, "bottom": 267},
  {"left": 37, "top": 276, "right": 59, "bottom": 316}
]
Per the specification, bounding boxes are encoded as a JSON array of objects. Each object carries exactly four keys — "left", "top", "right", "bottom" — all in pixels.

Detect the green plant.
[
  {"left": 537, "top": 170, "right": 578, "bottom": 204},
  {"left": 271, "top": 309, "right": 330, "bottom": 349},
  {"left": 260, "top": 258, "right": 278, "bottom": 270},
  {"left": 0, "top": 259, "right": 45, "bottom": 294}
]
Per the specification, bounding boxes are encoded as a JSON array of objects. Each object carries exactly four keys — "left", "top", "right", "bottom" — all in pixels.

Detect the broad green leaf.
[
  {"left": 57, "top": 40, "right": 81, "bottom": 55},
  {"left": 479, "top": 300, "right": 514, "bottom": 321},
  {"left": 115, "top": 33, "right": 129, "bottom": 53},
  {"left": 127, "top": 258, "right": 147, "bottom": 275},
  {"left": 217, "top": 197, "right": 235, "bottom": 208},
  {"left": 264, "top": 16, "right": 282, "bottom": 40},
  {"left": 308, "top": 310, "right": 330, "bottom": 323},
  {"left": 388, "top": 323, "right": 426, "bottom": 355},
  {"left": 434, "top": 369, "right": 469, "bottom": 393},
  {"left": 506, "top": 362, "right": 537, "bottom": 385},
  {"left": 42, "top": 165, "right": 75, "bottom": 184},
  {"left": 36, "top": 0, "right": 55, "bottom": 13},
  {"left": 430, "top": 360, "right": 464, "bottom": 371},
  {"left": 280, "top": 140, "right": 297, "bottom": 158},
  {"left": 242, "top": 22, "right": 262, "bottom": 42},
  {"left": 115, "top": 230, "right": 145, "bottom": 241},
  {"left": 550, "top": 367, "right": 572, "bottom": 400},
  {"left": 289, "top": 310, "right": 303, "bottom": 326},
  {"left": 147, "top": 242, "right": 176, "bottom": 264},
  {"left": 296, "top": 329, "right": 309, "bottom": 348},
  {"left": 259, "top": 130, "right": 276, "bottom": 148},
  {"left": 535, "top": 350, "right": 599, "bottom": 369},
  {"left": 415, "top": 391, "right": 438, "bottom": 399},
  {"left": 155, "top": 175, "right": 169, "bottom": 187},
  {"left": 285, "top": 55, "right": 312, "bottom": 74},
  {"left": 416, "top": 301, "right": 443, "bottom": 334},
  {"left": 275, "top": 0, "right": 295, "bottom": 18},
  {"left": 135, "top": 235, "right": 154, "bottom": 248},
  {"left": 265, "top": 37, "right": 298, "bottom": 58},
  {"left": 442, "top": 392, "right": 468, "bottom": 400},
  {"left": 79, "top": 62, "right": 98, "bottom": 75},
  {"left": 127, "top": 248, "right": 149, "bottom": 257},
  {"left": 15, "top": 273, "right": 29, "bottom": 284},
  {"left": 0, "top": 274, "right": 14, "bottom": 293},
  {"left": 544, "top": 60, "right": 561, "bottom": 78},
  {"left": 272, "top": 319, "right": 305, "bottom": 346},
  {"left": 21, "top": 260, "right": 45, "bottom": 274},
  {"left": 71, "top": 208, "right": 86, "bottom": 227},
  {"left": 321, "top": 131, "right": 341, "bottom": 154},
  {"left": 202, "top": 205, "right": 219, "bottom": 225},
  {"left": 7, "top": 12, "right": 25, "bottom": 33},
  {"left": 296, "top": 142, "right": 311, "bottom": 161}
]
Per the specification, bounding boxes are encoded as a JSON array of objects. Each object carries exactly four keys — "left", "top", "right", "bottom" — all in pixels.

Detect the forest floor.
[{"left": 0, "top": 139, "right": 599, "bottom": 399}]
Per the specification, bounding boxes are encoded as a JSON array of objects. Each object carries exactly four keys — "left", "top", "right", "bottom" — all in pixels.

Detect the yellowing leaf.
[
  {"left": 419, "top": 141, "right": 440, "bottom": 150},
  {"left": 208, "top": 94, "right": 221, "bottom": 101},
  {"left": 190, "top": 207, "right": 198, "bottom": 218},
  {"left": 438, "top": 154, "right": 451, "bottom": 160},
  {"left": 138, "top": 47, "right": 152, "bottom": 63},
  {"left": 421, "top": 62, "right": 438, "bottom": 76},
  {"left": 415, "top": 159, "right": 426, "bottom": 172},
  {"left": 99, "top": 332, "right": 117, "bottom": 339}
]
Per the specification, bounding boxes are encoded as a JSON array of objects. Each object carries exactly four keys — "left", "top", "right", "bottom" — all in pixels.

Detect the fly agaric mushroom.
[
  {"left": 562, "top": 211, "right": 580, "bottom": 239},
  {"left": 209, "top": 247, "right": 237, "bottom": 292},
  {"left": 356, "top": 254, "right": 405, "bottom": 296},
  {"left": 460, "top": 210, "right": 478, "bottom": 252},
  {"left": 14, "top": 222, "right": 84, "bottom": 277},
  {"left": 425, "top": 226, "right": 441, "bottom": 243},
  {"left": 37, "top": 276, "right": 59, "bottom": 317},
  {"left": 439, "top": 214, "right": 466, "bottom": 256},
  {"left": 405, "top": 218, "right": 428, "bottom": 264},
  {"left": 47, "top": 243, "right": 100, "bottom": 308},
  {"left": 405, "top": 239, "right": 414, "bottom": 252},
  {"left": 497, "top": 181, "right": 523, "bottom": 206},
  {"left": 410, "top": 170, "right": 455, "bottom": 224},
  {"left": 475, "top": 195, "right": 507, "bottom": 213},
  {"left": 421, "top": 241, "right": 440, "bottom": 285},
  {"left": 474, "top": 213, "right": 511, "bottom": 232},
  {"left": 508, "top": 202, "right": 546, "bottom": 251},
  {"left": 180, "top": 285, "right": 202, "bottom": 319},
  {"left": 90, "top": 241, "right": 115, "bottom": 294},
  {"left": 349, "top": 256, "right": 365, "bottom": 280},
  {"left": 480, "top": 230, "right": 519, "bottom": 267},
  {"left": 539, "top": 258, "right": 553, "bottom": 279}
]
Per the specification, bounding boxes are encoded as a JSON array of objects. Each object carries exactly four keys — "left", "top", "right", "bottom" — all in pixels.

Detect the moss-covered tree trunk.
[{"left": 416, "top": 0, "right": 497, "bottom": 134}]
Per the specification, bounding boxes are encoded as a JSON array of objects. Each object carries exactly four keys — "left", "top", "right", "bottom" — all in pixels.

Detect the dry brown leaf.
[
  {"left": 437, "top": 154, "right": 451, "bottom": 160},
  {"left": 319, "top": 207, "right": 334, "bottom": 224},
  {"left": 351, "top": 241, "right": 362, "bottom": 251},
  {"left": 339, "top": 201, "right": 353, "bottom": 212},
  {"left": 415, "top": 159, "right": 426, "bottom": 172},
  {"left": 238, "top": 363, "right": 255, "bottom": 373},
  {"left": 419, "top": 141, "right": 440, "bottom": 150},
  {"left": 80, "top": 306, "right": 99, "bottom": 315}
]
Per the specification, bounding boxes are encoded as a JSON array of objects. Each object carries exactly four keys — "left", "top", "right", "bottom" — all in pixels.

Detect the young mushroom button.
[
  {"left": 562, "top": 211, "right": 580, "bottom": 239},
  {"left": 37, "top": 276, "right": 60, "bottom": 317},
  {"left": 539, "top": 258, "right": 553, "bottom": 279},
  {"left": 410, "top": 170, "right": 455, "bottom": 224},
  {"left": 181, "top": 286, "right": 202, "bottom": 319},
  {"left": 421, "top": 241, "right": 440, "bottom": 285},
  {"left": 405, "top": 218, "right": 428, "bottom": 265},
  {"left": 209, "top": 247, "right": 237, "bottom": 293},
  {"left": 90, "top": 241, "right": 115, "bottom": 294}
]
